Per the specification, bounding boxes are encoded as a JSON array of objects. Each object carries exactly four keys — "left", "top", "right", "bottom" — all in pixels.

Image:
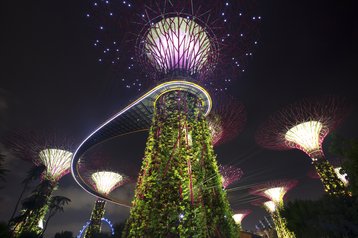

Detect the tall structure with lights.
[
  {"left": 7, "top": 133, "right": 73, "bottom": 236},
  {"left": 124, "top": 24, "right": 238, "bottom": 235},
  {"left": 84, "top": 171, "right": 126, "bottom": 238},
  {"left": 76, "top": 1, "right": 260, "bottom": 237},
  {"left": 251, "top": 180, "right": 297, "bottom": 238},
  {"left": 123, "top": 2, "right": 253, "bottom": 237},
  {"left": 257, "top": 96, "right": 351, "bottom": 196}
]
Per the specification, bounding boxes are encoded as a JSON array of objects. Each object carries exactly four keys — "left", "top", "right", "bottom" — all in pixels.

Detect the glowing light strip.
[
  {"left": 334, "top": 167, "right": 349, "bottom": 187},
  {"left": 233, "top": 213, "right": 248, "bottom": 224},
  {"left": 76, "top": 217, "right": 114, "bottom": 238},
  {"left": 71, "top": 80, "right": 211, "bottom": 207}
]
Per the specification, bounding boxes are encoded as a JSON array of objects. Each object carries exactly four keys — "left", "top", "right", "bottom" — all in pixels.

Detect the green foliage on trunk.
[
  {"left": 313, "top": 159, "right": 348, "bottom": 196},
  {"left": 11, "top": 179, "right": 57, "bottom": 236},
  {"left": 329, "top": 135, "right": 358, "bottom": 196},
  {"left": 123, "top": 91, "right": 239, "bottom": 238},
  {"left": 271, "top": 209, "right": 295, "bottom": 238},
  {"left": 84, "top": 199, "right": 106, "bottom": 238}
]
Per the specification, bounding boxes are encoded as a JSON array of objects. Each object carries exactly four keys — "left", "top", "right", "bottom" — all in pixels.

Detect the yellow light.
[
  {"left": 264, "top": 187, "right": 287, "bottom": 204},
  {"left": 38, "top": 219, "right": 44, "bottom": 229},
  {"left": 232, "top": 214, "right": 246, "bottom": 224},
  {"left": 91, "top": 171, "right": 123, "bottom": 195},
  {"left": 207, "top": 114, "right": 223, "bottom": 145},
  {"left": 187, "top": 132, "right": 193, "bottom": 146},
  {"left": 263, "top": 201, "right": 276, "bottom": 213},
  {"left": 39, "top": 149, "right": 73, "bottom": 180},
  {"left": 334, "top": 167, "right": 349, "bottom": 187},
  {"left": 285, "top": 121, "right": 323, "bottom": 156}
]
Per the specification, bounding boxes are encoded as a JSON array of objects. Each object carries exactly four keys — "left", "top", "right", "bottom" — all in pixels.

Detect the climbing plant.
[{"left": 123, "top": 91, "right": 238, "bottom": 238}]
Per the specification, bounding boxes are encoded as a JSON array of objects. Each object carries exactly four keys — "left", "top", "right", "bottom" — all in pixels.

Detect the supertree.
[
  {"left": 75, "top": 1, "right": 260, "bottom": 237},
  {"left": 121, "top": 4, "right": 252, "bottom": 238},
  {"left": 5, "top": 132, "right": 72, "bottom": 236},
  {"left": 250, "top": 180, "right": 297, "bottom": 238},
  {"left": 256, "top": 96, "right": 351, "bottom": 196},
  {"left": 84, "top": 0, "right": 261, "bottom": 91},
  {"left": 207, "top": 95, "right": 247, "bottom": 146},
  {"left": 219, "top": 164, "right": 244, "bottom": 189},
  {"left": 84, "top": 170, "right": 127, "bottom": 238},
  {"left": 232, "top": 209, "right": 251, "bottom": 227}
]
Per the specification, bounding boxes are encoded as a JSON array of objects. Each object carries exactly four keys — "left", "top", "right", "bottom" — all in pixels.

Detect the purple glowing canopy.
[{"left": 142, "top": 16, "right": 217, "bottom": 77}]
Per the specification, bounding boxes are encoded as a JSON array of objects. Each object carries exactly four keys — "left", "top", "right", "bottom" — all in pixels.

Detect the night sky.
[{"left": 1, "top": 0, "right": 357, "bottom": 237}]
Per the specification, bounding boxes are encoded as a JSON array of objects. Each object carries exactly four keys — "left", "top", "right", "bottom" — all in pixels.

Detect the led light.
[
  {"left": 91, "top": 171, "right": 123, "bottom": 195},
  {"left": 145, "top": 17, "right": 211, "bottom": 74},
  {"left": 264, "top": 187, "right": 287, "bottom": 204},
  {"left": 263, "top": 201, "right": 276, "bottom": 213},
  {"left": 219, "top": 165, "right": 243, "bottom": 189},
  {"left": 77, "top": 217, "right": 114, "bottom": 238},
  {"left": 232, "top": 213, "right": 248, "bottom": 224},
  {"left": 71, "top": 81, "right": 212, "bottom": 206},
  {"left": 38, "top": 219, "right": 44, "bottom": 229},
  {"left": 208, "top": 114, "right": 223, "bottom": 145},
  {"left": 334, "top": 167, "right": 349, "bottom": 186},
  {"left": 285, "top": 121, "right": 323, "bottom": 156},
  {"left": 39, "top": 149, "right": 72, "bottom": 181}
]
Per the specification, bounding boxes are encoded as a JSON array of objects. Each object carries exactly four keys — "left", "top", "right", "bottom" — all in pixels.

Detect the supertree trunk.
[
  {"left": 84, "top": 199, "right": 106, "bottom": 238},
  {"left": 272, "top": 208, "right": 295, "bottom": 238},
  {"left": 13, "top": 179, "right": 57, "bottom": 236},
  {"left": 312, "top": 157, "right": 348, "bottom": 196},
  {"left": 123, "top": 91, "right": 238, "bottom": 238}
]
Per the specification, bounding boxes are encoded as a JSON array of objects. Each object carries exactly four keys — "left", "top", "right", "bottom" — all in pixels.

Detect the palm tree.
[
  {"left": 40, "top": 196, "right": 71, "bottom": 236},
  {"left": 9, "top": 165, "right": 46, "bottom": 224},
  {"left": 10, "top": 177, "right": 54, "bottom": 235}
]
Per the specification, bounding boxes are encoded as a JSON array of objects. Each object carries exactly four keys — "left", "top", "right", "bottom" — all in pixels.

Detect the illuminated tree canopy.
[
  {"left": 257, "top": 96, "right": 351, "bottom": 158},
  {"left": 256, "top": 96, "right": 351, "bottom": 196},
  {"left": 250, "top": 179, "right": 298, "bottom": 207},
  {"left": 38, "top": 149, "right": 72, "bottom": 181},
  {"left": 91, "top": 171, "right": 124, "bottom": 195},
  {"left": 219, "top": 164, "right": 244, "bottom": 189}
]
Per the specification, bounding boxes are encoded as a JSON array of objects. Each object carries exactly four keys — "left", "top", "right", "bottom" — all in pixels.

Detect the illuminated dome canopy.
[
  {"left": 232, "top": 210, "right": 251, "bottom": 224},
  {"left": 232, "top": 214, "right": 245, "bottom": 224},
  {"left": 285, "top": 121, "right": 326, "bottom": 157},
  {"left": 39, "top": 149, "right": 73, "bottom": 181},
  {"left": 91, "top": 171, "right": 124, "bottom": 195},
  {"left": 263, "top": 201, "right": 276, "bottom": 213},
  {"left": 263, "top": 187, "right": 288, "bottom": 204},
  {"left": 250, "top": 180, "right": 298, "bottom": 207},
  {"left": 144, "top": 16, "right": 214, "bottom": 76}
]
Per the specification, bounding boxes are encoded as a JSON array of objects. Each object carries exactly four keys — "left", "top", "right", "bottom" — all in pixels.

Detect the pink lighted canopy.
[{"left": 144, "top": 16, "right": 214, "bottom": 76}]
